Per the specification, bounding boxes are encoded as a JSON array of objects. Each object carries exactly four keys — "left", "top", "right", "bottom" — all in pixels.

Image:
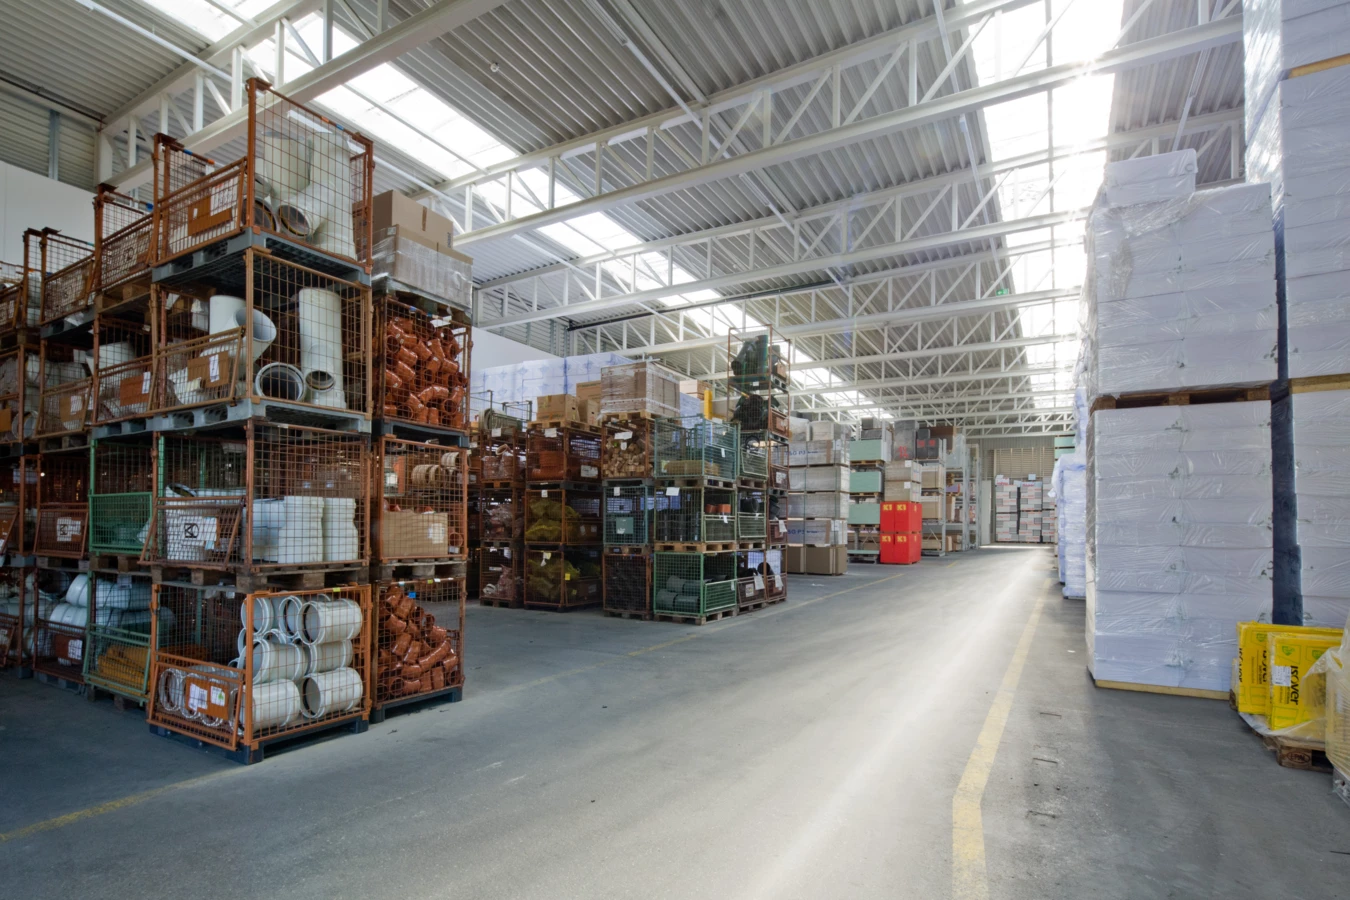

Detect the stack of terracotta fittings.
[
  {"left": 377, "top": 582, "right": 462, "bottom": 699},
  {"left": 377, "top": 297, "right": 470, "bottom": 430}
]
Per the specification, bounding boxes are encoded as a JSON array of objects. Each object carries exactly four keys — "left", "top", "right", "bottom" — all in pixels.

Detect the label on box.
[
  {"left": 665, "top": 487, "right": 680, "bottom": 497},
  {"left": 119, "top": 371, "right": 152, "bottom": 405},
  {"left": 66, "top": 638, "right": 82, "bottom": 661},
  {"left": 1272, "top": 665, "right": 1292, "bottom": 687},
  {"left": 545, "top": 428, "right": 557, "bottom": 438},
  {"left": 613, "top": 487, "right": 621, "bottom": 497},
  {"left": 753, "top": 574, "right": 764, "bottom": 590},
  {"left": 773, "top": 574, "right": 783, "bottom": 589},
  {"left": 615, "top": 431, "right": 633, "bottom": 441},
  {"left": 56, "top": 517, "right": 82, "bottom": 542},
  {"left": 541, "top": 552, "right": 551, "bottom": 561},
  {"left": 176, "top": 516, "right": 218, "bottom": 546},
  {"left": 540, "top": 490, "right": 548, "bottom": 497},
  {"left": 188, "top": 683, "right": 207, "bottom": 712},
  {"left": 581, "top": 465, "right": 598, "bottom": 479},
  {"left": 210, "top": 685, "right": 227, "bottom": 708},
  {"left": 721, "top": 515, "right": 729, "bottom": 523},
  {"left": 620, "top": 441, "right": 628, "bottom": 450}
]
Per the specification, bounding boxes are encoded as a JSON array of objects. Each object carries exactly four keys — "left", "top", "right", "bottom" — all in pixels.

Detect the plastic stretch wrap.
[
  {"left": 1079, "top": 159, "right": 1277, "bottom": 398},
  {"left": 599, "top": 361, "right": 682, "bottom": 418},
  {"left": 372, "top": 231, "right": 472, "bottom": 307},
  {"left": 1291, "top": 390, "right": 1350, "bottom": 627},
  {"left": 1086, "top": 401, "right": 1273, "bottom": 692},
  {"left": 1053, "top": 450, "right": 1086, "bottom": 599}
]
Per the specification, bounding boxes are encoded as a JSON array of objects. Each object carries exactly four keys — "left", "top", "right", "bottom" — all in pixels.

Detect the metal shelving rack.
[{"left": 943, "top": 442, "right": 980, "bottom": 552}]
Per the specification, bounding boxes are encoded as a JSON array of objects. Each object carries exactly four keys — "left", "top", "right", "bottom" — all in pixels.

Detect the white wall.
[
  {"left": 0, "top": 159, "right": 95, "bottom": 261},
  {"left": 472, "top": 328, "right": 559, "bottom": 367}
]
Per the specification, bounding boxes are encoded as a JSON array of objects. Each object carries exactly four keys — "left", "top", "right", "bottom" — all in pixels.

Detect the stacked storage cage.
[
  {"left": 1080, "top": 150, "right": 1277, "bottom": 699},
  {"left": 523, "top": 397, "right": 602, "bottom": 611},
  {"left": 847, "top": 420, "right": 885, "bottom": 563},
  {"left": 0, "top": 455, "right": 36, "bottom": 671},
  {"left": 599, "top": 362, "right": 679, "bottom": 619},
  {"left": 787, "top": 423, "right": 849, "bottom": 575},
  {"left": 476, "top": 407, "right": 527, "bottom": 609},
  {"left": 727, "top": 330, "right": 790, "bottom": 610},
  {"left": 653, "top": 416, "right": 740, "bottom": 623},
  {"left": 138, "top": 81, "right": 379, "bottom": 761}
]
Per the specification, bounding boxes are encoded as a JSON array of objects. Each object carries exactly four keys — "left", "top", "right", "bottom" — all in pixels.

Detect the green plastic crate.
[
  {"left": 652, "top": 552, "right": 737, "bottom": 616},
  {"left": 849, "top": 469, "right": 882, "bottom": 493}
]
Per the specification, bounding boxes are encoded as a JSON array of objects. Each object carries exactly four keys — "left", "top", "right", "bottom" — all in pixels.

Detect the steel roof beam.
[{"left": 792, "top": 364, "right": 1072, "bottom": 396}]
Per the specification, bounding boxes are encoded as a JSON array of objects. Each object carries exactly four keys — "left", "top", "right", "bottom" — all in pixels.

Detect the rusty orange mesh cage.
[
  {"left": 478, "top": 429, "right": 524, "bottom": 484},
  {"left": 34, "top": 449, "right": 89, "bottom": 558},
  {"left": 142, "top": 424, "right": 369, "bottom": 571},
  {"left": 735, "top": 551, "right": 762, "bottom": 608},
  {"left": 152, "top": 251, "right": 370, "bottom": 418},
  {"left": 0, "top": 231, "right": 42, "bottom": 335},
  {"left": 526, "top": 425, "right": 601, "bottom": 482},
  {"left": 152, "top": 81, "right": 375, "bottom": 270},
  {"left": 0, "top": 346, "right": 40, "bottom": 443},
  {"left": 36, "top": 339, "right": 93, "bottom": 439},
  {"left": 480, "top": 485, "right": 522, "bottom": 543},
  {"left": 147, "top": 584, "right": 371, "bottom": 751},
  {"left": 30, "top": 567, "right": 96, "bottom": 681},
  {"left": 375, "top": 295, "right": 470, "bottom": 431},
  {"left": 478, "top": 545, "right": 522, "bottom": 605},
  {"left": 524, "top": 486, "right": 601, "bottom": 544},
  {"left": 0, "top": 455, "right": 37, "bottom": 556},
  {"left": 374, "top": 437, "right": 467, "bottom": 562},
  {"left": 467, "top": 487, "right": 480, "bottom": 546},
  {"left": 769, "top": 438, "right": 790, "bottom": 491},
  {"left": 601, "top": 417, "right": 655, "bottom": 481},
  {"left": 524, "top": 547, "right": 601, "bottom": 610},
  {"left": 93, "top": 314, "right": 156, "bottom": 425},
  {"left": 0, "top": 567, "right": 33, "bottom": 669},
  {"left": 39, "top": 230, "right": 95, "bottom": 326},
  {"left": 93, "top": 188, "right": 154, "bottom": 313},
  {"left": 373, "top": 577, "right": 463, "bottom": 709},
  {"left": 602, "top": 551, "right": 650, "bottom": 616}
]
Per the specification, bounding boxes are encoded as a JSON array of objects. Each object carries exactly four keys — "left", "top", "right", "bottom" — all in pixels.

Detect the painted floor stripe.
[{"left": 951, "top": 586, "right": 1047, "bottom": 899}]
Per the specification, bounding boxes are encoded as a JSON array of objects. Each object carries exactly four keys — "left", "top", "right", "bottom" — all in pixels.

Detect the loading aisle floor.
[{"left": 1, "top": 548, "right": 1344, "bottom": 898}]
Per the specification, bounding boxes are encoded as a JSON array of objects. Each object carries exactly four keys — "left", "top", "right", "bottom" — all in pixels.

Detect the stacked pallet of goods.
[
  {"left": 917, "top": 461, "right": 947, "bottom": 556},
  {"left": 1052, "top": 447, "right": 1087, "bottom": 599},
  {"left": 846, "top": 419, "right": 886, "bottom": 563},
  {"left": 1079, "top": 148, "right": 1277, "bottom": 703},
  {"left": 786, "top": 419, "right": 848, "bottom": 576},
  {"left": 475, "top": 407, "right": 527, "bottom": 611}
]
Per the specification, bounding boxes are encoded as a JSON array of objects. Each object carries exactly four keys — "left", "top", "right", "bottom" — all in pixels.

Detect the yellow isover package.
[
  {"left": 1267, "top": 631, "right": 1342, "bottom": 737},
  {"left": 1235, "top": 622, "right": 1342, "bottom": 715},
  {"left": 1326, "top": 648, "right": 1350, "bottom": 774}
]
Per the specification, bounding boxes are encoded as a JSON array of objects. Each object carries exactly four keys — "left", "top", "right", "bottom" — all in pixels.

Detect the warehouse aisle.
[{"left": 2, "top": 549, "right": 1345, "bottom": 899}]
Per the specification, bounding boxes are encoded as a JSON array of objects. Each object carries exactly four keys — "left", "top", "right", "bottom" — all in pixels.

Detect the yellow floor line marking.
[
  {"left": 2, "top": 572, "right": 909, "bottom": 843},
  {"left": 951, "top": 587, "right": 1046, "bottom": 900}
]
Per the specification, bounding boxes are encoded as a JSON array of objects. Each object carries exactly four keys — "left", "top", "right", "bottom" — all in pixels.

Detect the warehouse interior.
[{"left": 1, "top": 0, "right": 1348, "bottom": 896}]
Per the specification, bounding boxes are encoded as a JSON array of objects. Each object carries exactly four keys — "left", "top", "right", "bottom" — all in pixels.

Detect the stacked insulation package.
[
  {"left": 1053, "top": 449, "right": 1087, "bottom": 600},
  {"left": 1081, "top": 151, "right": 1277, "bottom": 693}
]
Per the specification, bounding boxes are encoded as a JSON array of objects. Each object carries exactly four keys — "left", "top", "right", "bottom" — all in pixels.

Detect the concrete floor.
[{"left": 1, "top": 547, "right": 1346, "bottom": 899}]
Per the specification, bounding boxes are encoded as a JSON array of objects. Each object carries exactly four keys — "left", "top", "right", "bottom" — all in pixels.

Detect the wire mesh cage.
[
  {"left": 601, "top": 416, "right": 655, "bottom": 480},
  {"left": 30, "top": 568, "right": 92, "bottom": 681},
  {"left": 604, "top": 483, "right": 651, "bottom": 546},
  {"left": 375, "top": 295, "right": 470, "bottom": 431},
  {"left": 652, "top": 552, "right": 737, "bottom": 617},
  {"left": 467, "top": 487, "right": 481, "bottom": 545},
  {"left": 478, "top": 428, "right": 525, "bottom": 484},
  {"left": 39, "top": 230, "right": 95, "bottom": 327},
  {"left": 374, "top": 437, "right": 468, "bottom": 562},
  {"left": 0, "top": 230, "right": 41, "bottom": 335},
  {"left": 769, "top": 439, "right": 790, "bottom": 491},
  {"left": 654, "top": 417, "right": 738, "bottom": 480},
  {"left": 152, "top": 81, "right": 375, "bottom": 270},
  {"left": 373, "top": 577, "right": 464, "bottom": 709},
  {"left": 478, "top": 544, "right": 523, "bottom": 605},
  {"left": 739, "top": 431, "right": 769, "bottom": 482},
  {"left": 83, "top": 572, "right": 158, "bottom": 701},
  {"left": 88, "top": 438, "right": 154, "bottom": 556},
  {"left": 737, "top": 488, "right": 766, "bottom": 541},
  {"left": 524, "top": 547, "right": 602, "bottom": 610},
  {"left": 652, "top": 484, "right": 736, "bottom": 544},
  {"left": 141, "top": 423, "right": 369, "bottom": 571},
  {"left": 767, "top": 511, "right": 789, "bottom": 545},
  {"left": 93, "top": 187, "right": 154, "bottom": 315},
  {"left": 602, "top": 551, "right": 650, "bottom": 616},
  {"left": 92, "top": 313, "right": 156, "bottom": 425},
  {"left": 0, "top": 567, "right": 34, "bottom": 669},
  {"left": 467, "top": 539, "right": 480, "bottom": 599},
  {"left": 34, "top": 449, "right": 89, "bottom": 558},
  {"left": 735, "top": 551, "right": 763, "bottom": 608},
  {"left": 762, "top": 548, "right": 787, "bottom": 602},
  {"left": 480, "top": 485, "right": 523, "bottom": 543},
  {"left": 153, "top": 251, "right": 371, "bottom": 419},
  {"left": 524, "top": 486, "right": 601, "bottom": 544},
  {"left": 526, "top": 425, "right": 601, "bottom": 483},
  {"left": 726, "top": 326, "right": 791, "bottom": 438},
  {"left": 0, "top": 455, "right": 36, "bottom": 556},
  {"left": 36, "top": 340, "right": 93, "bottom": 439},
  {"left": 147, "top": 584, "right": 371, "bottom": 752},
  {"left": 0, "top": 346, "right": 40, "bottom": 443}
]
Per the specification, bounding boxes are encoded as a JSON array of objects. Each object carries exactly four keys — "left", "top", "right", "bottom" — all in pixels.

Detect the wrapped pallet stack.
[
  {"left": 879, "top": 460, "right": 920, "bottom": 565},
  {"left": 1081, "top": 149, "right": 1278, "bottom": 697},
  {"left": 786, "top": 420, "right": 848, "bottom": 574},
  {"left": 1053, "top": 449, "right": 1087, "bottom": 600}
]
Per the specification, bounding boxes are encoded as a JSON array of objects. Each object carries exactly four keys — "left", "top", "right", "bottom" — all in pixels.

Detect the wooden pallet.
[
  {"left": 1290, "top": 374, "right": 1350, "bottom": 395},
  {"left": 737, "top": 597, "right": 769, "bottom": 612},
  {"left": 528, "top": 419, "right": 602, "bottom": 435},
  {"left": 604, "top": 545, "right": 650, "bottom": 556},
  {"left": 602, "top": 608, "right": 652, "bottom": 621},
  {"left": 1257, "top": 732, "right": 1332, "bottom": 772},
  {"left": 600, "top": 410, "right": 660, "bottom": 423},
  {"left": 736, "top": 540, "right": 766, "bottom": 550},
  {"left": 85, "top": 682, "right": 148, "bottom": 712},
  {"left": 522, "top": 601, "right": 601, "bottom": 612},
  {"left": 35, "top": 555, "right": 90, "bottom": 571},
  {"left": 372, "top": 560, "right": 465, "bottom": 582},
  {"left": 148, "top": 715, "right": 369, "bottom": 765},
  {"left": 654, "top": 475, "right": 736, "bottom": 489},
  {"left": 88, "top": 553, "right": 149, "bottom": 574},
  {"left": 478, "top": 595, "right": 523, "bottom": 609},
  {"left": 370, "top": 685, "right": 463, "bottom": 724},
  {"left": 1090, "top": 384, "right": 1270, "bottom": 413},
  {"left": 35, "top": 669, "right": 86, "bottom": 694},
  {"left": 37, "top": 433, "right": 89, "bottom": 453},
  {"left": 149, "top": 564, "right": 369, "bottom": 591},
  {"left": 653, "top": 541, "right": 736, "bottom": 553},
  {"left": 851, "top": 459, "right": 886, "bottom": 468},
  {"left": 653, "top": 607, "right": 737, "bottom": 626},
  {"left": 737, "top": 477, "right": 768, "bottom": 489}
]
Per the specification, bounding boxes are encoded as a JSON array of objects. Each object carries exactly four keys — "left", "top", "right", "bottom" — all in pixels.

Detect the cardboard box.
[
  {"left": 373, "top": 190, "right": 456, "bottom": 250},
  {"left": 535, "top": 394, "right": 578, "bottom": 422},
  {"left": 574, "top": 380, "right": 601, "bottom": 408},
  {"left": 787, "top": 518, "right": 845, "bottom": 546},
  {"left": 372, "top": 228, "right": 472, "bottom": 303},
  {"left": 785, "top": 545, "right": 806, "bottom": 574},
  {"left": 600, "top": 361, "right": 681, "bottom": 418},
  {"left": 803, "top": 544, "right": 847, "bottom": 575},
  {"left": 579, "top": 398, "right": 599, "bottom": 426},
  {"left": 1268, "top": 631, "right": 1342, "bottom": 734},
  {"left": 920, "top": 496, "right": 942, "bottom": 520},
  {"left": 920, "top": 464, "right": 945, "bottom": 490},
  {"left": 788, "top": 465, "right": 849, "bottom": 492},
  {"left": 380, "top": 510, "right": 451, "bottom": 558}
]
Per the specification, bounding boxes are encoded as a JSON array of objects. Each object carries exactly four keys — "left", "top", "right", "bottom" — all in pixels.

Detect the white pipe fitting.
[
  {"left": 300, "top": 596, "right": 362, "bottom": 644},
  {"left": 295, "top": 287, "right": 346, "bottom": 409},
  {"left": 304, "top": 639, "right": 353, "bottom": 675},
  {"left": 253, "top": 362, "right": 306, "bottom": 402},
  {"left": 301, "top": 666, "right": 363, "bottom": 719},
  {"left": 250, "top": 638, "right": 306, "bottom": 685},
  {"left": 250, "top": 680, "right": 302, "bottom": 730}
]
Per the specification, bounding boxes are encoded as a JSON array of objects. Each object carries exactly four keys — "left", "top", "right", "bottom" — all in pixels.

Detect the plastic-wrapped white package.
[
  {"left": 1290, "top": 389, "right": 1350, "bottom": 627},
  {"left": 1102, "top": 148, "right": 1196, "bottom": 208},
  {"left": 1053, "top": 449, "right": 1086, "bottom": 599},
  {"left": 1086, "top": 401, "right": 1273, "bottom": 692},
  {"left": 1079, "top": 168, "right": 1277, "bottom": 399}
]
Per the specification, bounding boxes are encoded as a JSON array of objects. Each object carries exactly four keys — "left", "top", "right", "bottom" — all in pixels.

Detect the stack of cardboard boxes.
[
  {"left": 995, "top": 478, "right": 1018, "bottom": 543},
  {"left": 1018, "top": 479, "right": 1044, "bottom": 543},
  {"left": 786, "top": 420, "right": 848, "bottom": 574}
]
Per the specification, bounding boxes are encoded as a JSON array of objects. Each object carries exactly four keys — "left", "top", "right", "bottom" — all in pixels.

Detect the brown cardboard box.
[
  {"left": 920, "top": 464, "right": 945, "bottom": 490},
  {"left": 373, "top": 190, "right": 457, "bottom": 250},
  {"left": 579, "top": 398, "right": 599, "bottom": 426},
  {"left": 922, "top": 537, "right": 942, "bottom": 551},
  {"left": 536, "top": 394, "right": 578, "bottom": 422},
  {"left": 380, "top": 510, "right": 451, "bottom": 558},
  {"left": 785, "top": 545, "right": 806, "bottom": 574},
  {"left": 803, "top": 545, "right": 847, "bottom": 575},
  {"left": 574, "top": 380, "right": 601, "bottom": 407}
]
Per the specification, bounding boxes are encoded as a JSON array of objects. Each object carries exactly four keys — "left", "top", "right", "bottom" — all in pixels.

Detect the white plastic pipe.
[
  {"left": 251, "top": 638, "right": 306, "bottom": 684},
  {"left": 278, "top": 594, "right": 305, "bottom": 640},
  {"left": 300, "top": 596, "right": 362, "bottom": 644},
  {"left": 301, "top": 666, "right": 363, "bottom": 719},
  {"left": 253, "top": 362, "right": 306, "bottom": 402},
  {"left": 208, "top": 294, "right": 245, "bottom": 334},
  {"left": 255, "top": 133, "right": 310, "bottom": 207},
  {"left": 304, "top": 639, "right": 353, "bottom": 675},
  {"left": 250, "top": 680, "right": 302, "bottom": 729},
  {"left": 277, "top": 496, "right": 325, "bottom": 565},
  {"left": 235, "top": 307, "right": 277, "bottom": 361},
  {"left": 294, "top": 287, "right": 345, "bottom": 409},
  {"left": 241, "top": 594, "right": 274, "bottom": 636}
]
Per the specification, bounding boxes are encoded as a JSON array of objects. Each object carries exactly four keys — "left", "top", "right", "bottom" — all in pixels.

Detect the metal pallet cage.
[
  {"left": 748, "top": 548, "right": 787, "bottom": 603},
  {"left": 603, "top": 483, "right": 651, "bottom": 546},
  {"left": 735, "top": 551, "right": 763, "bottom": 607},
  {"left": 0, "top": 567, "right": 34, "bottom": 669},
  {"left": 480, "top": 484, "right": 523, "bottom": 543},
  {"left": 36, "top": 339, "right": 94, "bottom": 439},
  {"left": 0, "top": 345, "right": 40, "bottom": 443},
  {"left": 92, "top": 313, "right": 156, "bottom": 425},
  {"left": 524, "top": 486, "right": 601, "bottom": 544},
  {"left": 88, "top": 438, "right": 154, "bottom": 556},
  {"left": 34, "top": 448, "right": 89, "bottom": 558},
  {"left": 652, "top": 552, "right": 737, "bottom": 617},
  {"left": 83, "top": 571, "right": 157, "bottom": 701},
  {"left": 30, "top": 568, "right": 92, "bottom": 682},
  {"left": 478, "top": 544, "right": 523, "bottom": 605},
  {"left": 375, "top": 296, "right": 470, "bottom": 431},
  {"left": 654, "top": 417, "right": 738, "bottom": 480},
  {"left": 737, "top": 488, "right": 767, "bottom": 541},
  {"left": 373, "top": 577, "right": 464, "bottom": 709},
  {"left": 726, "top": 326, "right": 791, "bottom": 438},
  {"left": 653, "top": 484, "right": 736, "bottom": 543},
  {"left": 600, "top": 416, "right": 655, "bottom": 480},
  {"left": 739, "top": 432, "right": 770, "bottom": 481},
  {"left": 151, "top": 80, "right": 375, "bottom": 271},
  {"left": 0, "top": 231, "right": 41, "bottom": 336},
  {"left": 524, "top": 546, "right": 602, "bottom": 609},
  {"left": 526, "top": 424, "right": 601, "bottom": 483},
  {"left": 141, "top": 423, "right": 369, "bottom": 571},
  {"left": 478, "top": 428, "right": 525, "bottom": 483},
  {"left": 373, "top": 436, "right": 468, "bottom": 562},
  {"left": 152, "top": 252, "right": 372, "bottom": 420},
  {"left": 91, "top": 187, "right": 154, "bottom": 316},
  {"left": 147, "top": 584, "right": 372, "bottom": 753},
  {"left": 39, "top": 230, "right": 95, "bottom": 327},
  {"left": 0, "top": 454, "right": 36, "bottom": 556},
  {"left": 602, "top": 551, "right": 651, "bottom": 616}
]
